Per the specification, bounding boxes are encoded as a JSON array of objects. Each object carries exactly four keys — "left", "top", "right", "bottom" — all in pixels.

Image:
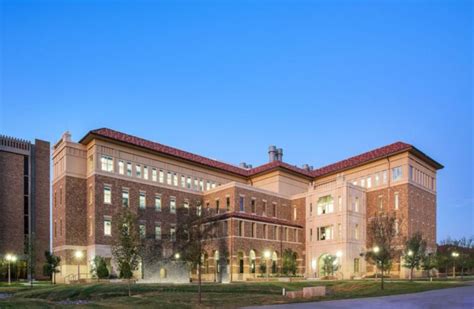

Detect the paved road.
[{"left": 245, "top": 285, "right": 474, "bottom": 309}]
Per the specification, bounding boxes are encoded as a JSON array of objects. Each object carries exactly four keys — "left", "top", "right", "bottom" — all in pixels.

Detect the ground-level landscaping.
[{"left": 0, "top": 279, "right": 468, "bottom": 308}]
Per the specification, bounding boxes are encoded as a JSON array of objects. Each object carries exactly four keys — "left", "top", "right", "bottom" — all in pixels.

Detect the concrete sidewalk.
[{"left": 245, "top": 284, "right": 474, "bottom": 309}]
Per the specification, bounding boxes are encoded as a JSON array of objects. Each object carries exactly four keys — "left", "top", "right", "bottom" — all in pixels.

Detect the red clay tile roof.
[
  {"left": 80, "top": 128, "right": 442, "bottom": 180},
  {"left": 207, "top": 211, "right": 303, "bottom": 228}
]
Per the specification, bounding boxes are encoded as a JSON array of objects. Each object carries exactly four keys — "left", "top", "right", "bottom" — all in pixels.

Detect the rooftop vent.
[
  {"left": 302, "top": 164, "right": 314, "bottom": 171},
  {"left": 239, "top": 162, "right": 253, "bottom": 169},
  {"left": 268, "top": 145, "right": 283, "bottom": 162}
]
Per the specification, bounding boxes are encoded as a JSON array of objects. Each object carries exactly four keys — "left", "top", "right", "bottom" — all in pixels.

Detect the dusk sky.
[{"left": 1, "top": 0, "right": 472, "bottom": 241}]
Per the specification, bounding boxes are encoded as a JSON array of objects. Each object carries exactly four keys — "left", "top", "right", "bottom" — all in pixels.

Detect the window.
[
  {"left": 88, "top": 155, "right": 94, "bottom": 171},
  {"left": 275, "top": 226, "right": 279, "bottom": 240},
  {"left": 118, "top": 161, "right": 125, "bottom": 175},
  {"left": 104, "top": 218, "right": 112, "bottom": 236},
  {"left": 181, "top": 175, "right": 185, "bottom": 188},
  {"left": 206, "top": 180, "right": 211, "bottom": 191},
  {"left": 155, "top": 224, "right": 161, "bottom": 240},
  {"left": 383, "top": 170, "right": 388, "bottom": 184},
  {"left": 378, "top": 195, "right": 383, "bottom": 210},
  {"left": 338, "top": 196, "right": 342, "bottom": 211},
  {"left": 251, "top": 223, "right": 256, "bottom": 238},
  {"left": 338, "top": 223, "right": 342, "bottom": 239},
  {"left": 159, "top": 170, "right": 164, "bottom": 183},
  {"left": 272, "top": 203, "right": 277, "bottom": 217},
  {"left": 367, "top": 177, "right": 372, "bottom": 188},
  {"left": 317, "top": 196, "right": 334, "bottom": 215},
  {"left": 317, "top": 226, "right": 333, "bottom": 241},
  {"left": 226, "top": 197, "right": 230, "bottom": 211},
  {"left": 88, "top": 187, "right": 92, "bottom": 205},
  {"left": 309, "top": 203, "right": 312, "bottom": 216},
  {"left": 104, "top": 186, "right": 111, "bottom": 204},
  {"left": 392, "top": 166, "right": 402, "bottom": 181},
  {"left": 173, "top": 173, "right": 178, "bottom": 186},
  {"left": 152, "top": 168, "right": 157, "bottom": 182},
  {"left": 136, "top": 165, "right": 142, "bottom": 178},
  {"left": 199, "top": 179, "right": 204, "bottom": 191},
  {"left": 375, "top": 174, "right": 380, "bottom": 186},
  {"left": 170, "top": 226, "right": 176, "bottom": 241},
  {"left": 170, "top": 198, "right": 176, "bottom": 214},
  {"left": 394, "top": 193, "right": 399, "bottom": 210},
  {"left": 354, "top": 197, "right": 359, "bottom": 212},
  {"left": 194, "top": 178, "right": 198, "bottom": 190},
  {"left": 263, "top": 224, "right": 267, "bottom": 239},
  {"left": 122, "top": 189, "right": 129, "bottom": 207},
  {"left": 127, "top": 162, "right": 132, "bottom": 176},
  {"left": 354, "top": 258, "right": 360, "bottom": 273},
  {"left": 309, "top": 228, "right": 312, "bottom": 241},
  {"left": 263, "top": 201, "right": 267, "bottom": 215},
  {"left": 239, "top": 196, "right": 244, "bottom": 211},
  {"left": 239, "top": 221, "right": 244, "bottom": 237},
  {"left": 139, "top": 223, "right": 146, "bottom": 239},
  {"left": 100, "top": 156, "right": 113, "bottom": 172},
  {"left": 155, "top": 195, "right": 162, "bottom": 212},
  {"left": 355, "top": 224, "right": 359, "bottom": 240},
  {"left": 360, "top": 178, "right": 365, "bottom": 188},
  {"left": 215, "top": 199, "right": 220, "bottom": 213},
  {"left": 197, "top": 204, "right": 202, "bottom": 216},
  {"left": 285, "top": 227, "right": 289, "bottom": 241},
  {"left": 139, "top": 192, "right": 146, "bottom": 209},
  {"left": 409, "top": 165, "right": 414, "bottom": 180},
  {"left": 167, "top": 172, "right": 172, "bottom": 185},
  {"left": 184, "top": 200, "right": 190, "bottom": 215},
  {"left": 186, "top": 176, "right": 192, "bottom": 189},
  {"left": 143, "top": 166, "right": 148, "bottom": 180},
  {"left": 251, "top": 199, "right": 256, "bottom": 213},
  {"left": 293, "top": 207, "right": 297, "bottom": 220}
]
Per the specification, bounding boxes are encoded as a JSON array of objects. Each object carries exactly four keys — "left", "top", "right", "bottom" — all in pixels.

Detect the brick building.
[
  {"left": 52, "top": 128, "right": 442, "bottom": 282},
  {"left": 0, "top": 135, "right": 50, "bottom": 279}
]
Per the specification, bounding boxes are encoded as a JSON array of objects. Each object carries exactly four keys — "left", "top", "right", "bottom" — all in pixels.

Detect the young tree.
[
  {"left": 174, "top": 201, "right": 215, "bottom": 304},
  {"left": 90, "top": 256, "right": 109, "bottom": 280},
  {"left": 402, "top": 232, "right": 427, "bottom": 280},
  {"left": 365, "top": 214, "right": 397, "bottom": 290},
  {"left": 422, "top": 252, "right": 436, "bottom": 281},
  {"left": 42, "top": 251, "right": 61, "bottom": 284},
  {"left": 112, "top": 208, "right": 142, "bottom": 296},
  {"left": 282, "top": 249, "right": 297, "bottom": 276},
  {"left": 321, "top": 254, "right": 339, "bottom": 277}
]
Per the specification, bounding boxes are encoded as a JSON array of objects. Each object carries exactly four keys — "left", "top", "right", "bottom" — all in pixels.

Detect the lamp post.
[
  {"left": 451, "top": 252, "right": 459, "bottom": 278},
  {"left": 174, "top": 253, "right": 180, "bottom": 260},
  {"left": 373, "top": 246, "right": 380, "bottom": 279},
  {"left": 5, "top": 254, "right": 17, "bottom": 285},
  {"left": 74, "top": 250, "right": 83, "bottom": 281},
  {"left": 264, "top": 250, "right": 271, "bottom": 281}
]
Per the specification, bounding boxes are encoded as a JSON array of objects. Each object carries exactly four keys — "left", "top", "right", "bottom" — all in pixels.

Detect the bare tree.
[
  {"left": 175, "top": 201, "right": 215, "bottom": 304},
  {"left": 365, "top": 213, "right": 397, "bottom": 290},
  {"left": 112, "top": 208, "right": 142, "bottom": 297},
  {"left": 402, "top": 232, "right": 427, "bottom": 281}
]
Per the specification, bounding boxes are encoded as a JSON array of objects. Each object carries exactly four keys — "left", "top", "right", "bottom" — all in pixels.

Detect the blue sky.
[{"left": 1, "top": 0, "right": 472, "bottom": 240}]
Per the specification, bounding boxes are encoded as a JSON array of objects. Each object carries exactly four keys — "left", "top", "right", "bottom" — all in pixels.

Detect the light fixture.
[
  {"left": 174, "top": 253, "right": 180, "bottom": 259},
  {"left": 336, "top": 251, "right": 342, "bottom": 258},
  {"left": 311, "top": 259, "right": 317, "bottom": 270},
  {"left": 264, "top": 250, "right": 271, "bottom": 259},
  {"left": 408, "top": 250, "right": 413, "bottom": 256},
  {"left": 373, "top": 246, "right": 380, "bottom": 253},
  {"left": 452, "top": 252, "right": 459, "bottom": 257},
  {"left": 75, "top": 250, "right": 83, "bottom": 260}
]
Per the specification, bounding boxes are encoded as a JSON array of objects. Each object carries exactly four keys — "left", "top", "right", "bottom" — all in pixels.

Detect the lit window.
[
  {"left": 206, "top": 181, "right": 211, "bottom": 191},
  {"left": 104, "top": 218, "right": 112, "bottom": 236},
  {"left": 155, "top": 224, "right": 161, "bottom": 240},
  {"left": 139, "top": 192, "right": 146, "bottom": 209},
  {"left": 143, "top": 166, "right": 148, "bottom": 180},
  {"left": 127, "top": 162, "right": 132, "bottom": 176},
  {"left": 122, "top": 189, "right": 129, "bottom": 207},
  {"left": 199, "top": 179, "right": 204, "bottom": 191},
  {"left": 392, "top": 166, "right": 402, "bottom": 181},
  {"left": 100, "top": 156, "right": 113, "bottom": 172},
  {"left": 173, "top": 173, "right": 178, "bottom": 186},
  {"left": 167, "top": 172, "right": 172, "bottom": 185},
  {"left": 383, "top": 171, "right": 388, "bottom": 184},
  {"left": 378, "top": 195, "right": 383, "bottom": 210},
  {"left": 136, "top": 165, "right": 142, "bottom": 178},
  {"left": 293, "top": 206, "right": 297, "bottom": 220},
  {"left": 181, "top": 175, "right": 185, "bottom": 188},
  {"left": 184, "top": 200, "right": 190, "bottom": 214},
  {"left": 152, "top": 168, "right": 157, "bottom": 182},
  {"left": 155, "top": 195, "right": 161, "bottom": 212},
  {"left": 104, "top": 186, "right": 111, "bottom": 204},
  {"left": 317, "top": 225, "right": 333, "bottom": 241},
  {"left": 118, "top": 161, "right": 125, "bottom": 175},
  {"left": 170, "top": 226, "right": 176, "bottom": 242},
  {"left": 394, "top": 193, "right": 399, "bottom": 210},
  {"left": 354, "top": 197, "right": 359, "bottom": 212},
  {"left": 239, "top": 196, "right": 244, "bottom": 212},
  {"left": 159, "top": 170, "right": 164, "bottom": 183},
  {"left": 194, "top": 178, "right": 198, "bottom": 190},
  {"left": 211, "top": 182, "right": 216, "bottom": 189},
  {"left": 170, "top": 198, "right": 176, "bottom": 214},
  {"left": 367, "top": 177, "right": 372, "bottom": 188},
  {"left": 139, "top": 223, "right": 146, "bottom": 239},
  {"left": 360, "top": 179, "right": 365, "bottom": 188},
  {"left": 186, "top": 176, "right": 192, "bottom": 189},
  {"left": 375, "top": 174, "right": 380, "bottom": 186},
  {"left": 317, "top": 195, "right": 334, "bottom": 215}
]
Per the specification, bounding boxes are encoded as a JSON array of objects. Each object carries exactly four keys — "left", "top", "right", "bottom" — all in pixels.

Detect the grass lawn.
[{"left": 0, "top": 279, "right": 468, "bottom": 308}]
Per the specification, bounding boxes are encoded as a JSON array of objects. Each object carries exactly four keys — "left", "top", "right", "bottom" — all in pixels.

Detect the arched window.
[
  {"left": 238, "top": 251, "right": 244, "bottom": 274},
  {"left": 272, "top": 251, "right": 278, "bottom": 273},
  {"left": 249, "top": 250, "right": 256, "bottom": 274},
  {"left": 160, "top": 268, "right": 167, "bottom": 279}
]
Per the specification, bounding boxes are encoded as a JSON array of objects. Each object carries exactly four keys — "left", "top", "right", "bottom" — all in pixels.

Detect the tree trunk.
[
  {"left": 410, "top": 268, "right": 413, "bottom": 281},
  {"left": 381, "top": 261, "right": 384, "bottom": 290},
  {"left": 198, "top": 262, "right": 202, "bottom": 304},
  {"left": 128, "top": 278, "right": 131, "bottom": 297}
]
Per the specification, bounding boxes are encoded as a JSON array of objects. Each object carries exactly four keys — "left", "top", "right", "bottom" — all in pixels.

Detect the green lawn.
[{"left": 0, "top": 280, "right": 468, "bottom": 308}]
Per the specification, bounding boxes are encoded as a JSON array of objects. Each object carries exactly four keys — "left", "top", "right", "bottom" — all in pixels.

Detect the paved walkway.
[{"left": 245, "top": 285, "right": 474, "bottom": 309}]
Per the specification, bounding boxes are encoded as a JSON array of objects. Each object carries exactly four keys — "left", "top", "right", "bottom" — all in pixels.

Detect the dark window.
[{"left": 23, "top": 157, "right": 29, "bottom": 176}]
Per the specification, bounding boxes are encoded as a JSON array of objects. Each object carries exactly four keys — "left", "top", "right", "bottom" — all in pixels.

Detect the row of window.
[
  {"left": 236, "top": 220, "right": 299, "bottom": 242},
  {"left": 309, "top": 195, "right": 361, "bottom": 216},
  {"left": 377, "top": 192, "right": 400, "bottom": 210},
  {"left": 99, "top": 155, "right": 221, "bottom": 192},
  {"left": 309, "top": 223, "right": 360, "bottom": 242},
  {"left": 351, "top": 166, "right": 403, "bottom": 189},
  {"left": 409, "top": 165, "right": 435, "bottom": 190},
  {"left": 103, "top": 218, "right": 176, "bottom": 241}
]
